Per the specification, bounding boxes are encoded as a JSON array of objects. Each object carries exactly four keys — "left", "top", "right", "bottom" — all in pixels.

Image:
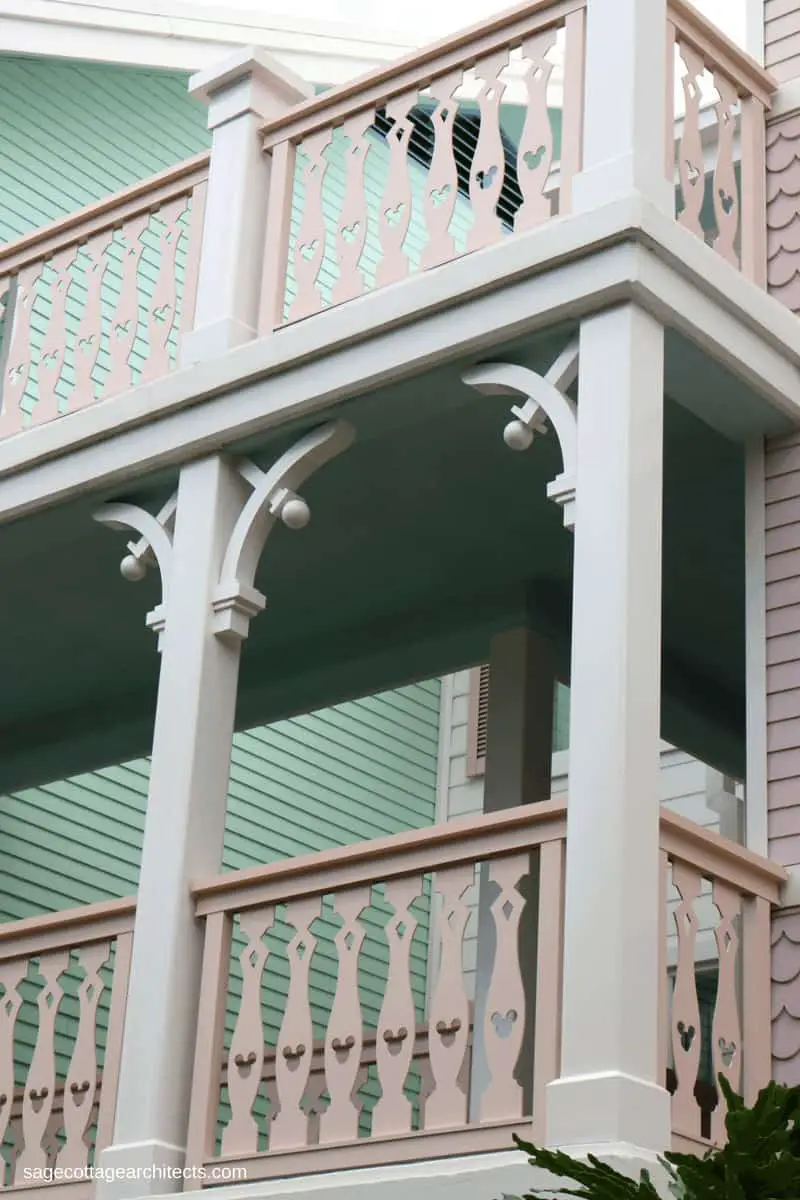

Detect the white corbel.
[
  {"left": 462, "top": 340, "right": 579, "bottom": 529},
  {"left": 93, "top": 493, "right": 178, "bottom": 646},
  {"left": 212, "top": 420, "right": 356, "bottom": 641}
]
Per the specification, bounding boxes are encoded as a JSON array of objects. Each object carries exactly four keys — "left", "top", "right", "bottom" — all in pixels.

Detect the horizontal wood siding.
[
  {"left": 766, "top": 0, "right": 800, "bottom": 83},
  {"left": 0, "top": 682, "right": 441, "bottom": 1086},
  {"left": 765, "top": 435, "right": 800, "bottom": 867},
  {"left": 764, "top": 435, "right": 800, "bottom": 1084}
]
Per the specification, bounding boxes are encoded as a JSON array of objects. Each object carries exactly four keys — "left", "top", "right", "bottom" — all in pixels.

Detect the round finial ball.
[
  {"left": 120, "top": 554, "right": 147, "bottom": 582},
  {"left": 503, "top": 419, "right": 534, "bottom": 452},
  {"left": 281, "top": 497, "right": 311, "bottom": 531}
]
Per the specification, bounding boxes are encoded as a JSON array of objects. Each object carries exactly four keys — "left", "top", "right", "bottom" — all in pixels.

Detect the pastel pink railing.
[
  {"left": 666, "top": 0, "right": 776, "bottom": 284},
  {"left": 660, "top": 810, "right": 784, "bottom": 1151},
  {"left": 0, "top": 155, "right": 208, "bottom": 443},
  {"left": 0, "top": 897, "right": 135, "bottom": 1192},
  {"left": 186, "top": 803, "right": 567, "bottom": 1183},
  {"left": 257, "top": 0, "right": 587, "bottom": 332}
]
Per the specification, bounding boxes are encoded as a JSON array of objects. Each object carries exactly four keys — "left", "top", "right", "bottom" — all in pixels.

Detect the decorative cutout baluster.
[
  {"left": 0, "top": 961, "right": 25, "bottom": 1184},
  {"left": 421, "top": 72, "right": 460, "bottom": 270},
  {"left": 332, "top": 115, "right": 373, "bottom": 306},
  {"left": 711, "top": 74, "right": 739, "bottom": 267},
  {"left": 289, "top": 131, "right": 330, "bottom": 323},
  {"left": 72, "top": 236, "right": 110, "bottom": 407},
  {"left": 426, "top": 865, "right": 472, "bottom": 1130},
  {"left": 320, "top": 886, "right": 369, "bottom": 1145},
  {"left": 515, "top": 32, "right": 557, "bottom": 232},
  {"left": 140, "top": 197, "right": 187, "bottom": 383},
  {"left": 104, "top": 214, "right": 148, "bottom": 400},
  {"left": 670, "top": 862, "right": 703, "bottom": 1138},
  {"left": 17, "top": 950, "right": 69, "bottom": 1177},
  {"left": 221, "top": 906, "right": 273, "bottom": 1157},
  {"left": 35, "top": 249, "right": 74, "bottom": 426},
  {"left": 372, "top": 877, "right": 421, "bottom": 1137},
  {"left": 677, "top": 43, "right": 705, "bottom": 239},
  {"left": 0, "top": 264, "right": 41, "bottom": 440},
  {"left": 468, "top": 50, "right": 508, "bottom": 253},
  {"left": 711, "top": 882, "right": 742, "bottom": 1143},
  {"left": 376, "top": 91, "right": 416, "bottom": 289},
  {"left": 271, "top": 897, "right": 320, "bottom": 1152},
  {"left": 60, "top": 942, "right": 110, "bottom": 1171},
  {"left": 479, "top": 854, "right": 526, "bottom": 1122}
]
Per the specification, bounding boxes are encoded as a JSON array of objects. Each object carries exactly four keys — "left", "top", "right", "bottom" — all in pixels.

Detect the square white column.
[
  {"left": 182, "top": 49, "right": 312, "bottom": 364},
  {"left": 545, "top": 305, "right": 672, "bottom": 1155},
  {"left": 97, "top": 457, "right": 248, "bottom": 1197},
  {"left": 572, "top": 0, "right": 673, "bottom": 215}
]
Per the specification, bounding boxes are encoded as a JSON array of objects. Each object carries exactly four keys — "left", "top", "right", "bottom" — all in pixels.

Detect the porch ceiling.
[{"left": 0, "top": 327, "right": 745, "bottom": 793}]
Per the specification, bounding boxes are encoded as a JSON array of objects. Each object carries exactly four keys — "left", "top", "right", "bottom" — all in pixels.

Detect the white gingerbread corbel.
[
  {"left": 461, "top": 339, "right": 579, "bottom": 529},
  {"left": 93, "top": 492, "right": 178, "bottom": 647},
  {"left": 212, "top": 419, "right": 356, "bottom": 642}
]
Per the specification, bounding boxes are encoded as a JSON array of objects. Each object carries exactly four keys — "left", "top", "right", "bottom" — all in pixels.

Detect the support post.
[
  {"left": 571, "top": 0, "right": 673, "bottom": 216},
  {"left": 96, "top": 457, "right": 247, "bottom": 1196},
  {"left": 182, "top": 48, "right": 311, "bottom": 364},
  {"left": 470, "top": 627, "right": 555, "bottom": 1122},
  {"left": 545, "top": 304, "right": 671, "bottom": 1156}
]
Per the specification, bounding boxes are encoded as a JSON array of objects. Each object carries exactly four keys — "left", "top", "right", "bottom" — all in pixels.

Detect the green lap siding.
[{"left": 0, "top": 682, "right": 441, "bottom": 1119}]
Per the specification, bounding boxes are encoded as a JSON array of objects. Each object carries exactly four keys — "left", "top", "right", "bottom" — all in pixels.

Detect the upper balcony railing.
[{"left": 0, "top": 0, "right": 778, "bottom": 449}]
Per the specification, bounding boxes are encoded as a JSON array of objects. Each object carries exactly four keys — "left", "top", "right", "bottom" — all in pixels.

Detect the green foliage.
[{"left": 504, "top": 1075, "right": 800, "bottom": 1200}]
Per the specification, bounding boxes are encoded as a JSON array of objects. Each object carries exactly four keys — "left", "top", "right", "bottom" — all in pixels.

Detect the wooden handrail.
[
  {"left": 193, "top": 799, "right": 568, "bottom": 916},
  {"left": 660, "top": 808, "right": 786, "bottom": 903},
  {"left": 260, "top": 0, "right": 585, "bottom": 149},
  {"left": 668, "top": 0, "right": 776, "bottom": 108},
  {"left": 0, "top": 152, "right": 210, "bottom": 276},
  {"left": 0, "top": 896, "right": 136, "bottom": 962}
]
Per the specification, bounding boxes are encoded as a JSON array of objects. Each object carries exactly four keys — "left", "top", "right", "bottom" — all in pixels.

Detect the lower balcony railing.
[{"left": 0, "top": 803, "right": 784, "bottom": 1190}]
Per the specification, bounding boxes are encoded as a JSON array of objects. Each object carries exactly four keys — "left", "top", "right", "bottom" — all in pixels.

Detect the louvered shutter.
[{"left": 466, "top": 664, "right": 490, "bottom": 778}]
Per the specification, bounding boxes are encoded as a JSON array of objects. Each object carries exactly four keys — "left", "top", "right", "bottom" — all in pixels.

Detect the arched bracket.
[
  {"left": 93, "top": 493, "right": 178, "bottom": 646},
  {"left": 461, "top": 340, "right": 579, "bottom": 530},
  {"left": 213, "top": 420, "right": 356, "bottom": 641}
]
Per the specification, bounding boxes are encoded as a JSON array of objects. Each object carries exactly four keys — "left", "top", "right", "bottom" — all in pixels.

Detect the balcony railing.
[
  {"left": 667, "top": 0, "right": 774, "bottom": 284},
  {"left": 0, "top": 154, "right": 208, "bottom": 443},
  {"left": 0, "top": 897, "right": 134, "bottom": 1191},
  {"left": 0, "top": 1, "right": 777, "bottom": 447},
  {"left": 181, "top": 803, "right": 783, "bottom": 1185}
]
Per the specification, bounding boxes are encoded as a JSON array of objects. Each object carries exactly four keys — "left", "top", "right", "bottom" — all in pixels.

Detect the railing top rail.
[
  {"left": 194, "top": 798, "right": 568, "bottom": 916},
  {"left": 260, "top": 0, "right": 585, "bottom": 150},
  {"left": 660, "top": 807, "right": 786, "bottom": 903},
  {"left": 0, "top": 895, "right": 136, "bottom": 963},
  {"left": 0, "top": 152, "right": 210, "bottom": 278},
  {"left": 668, "top": 0, "right": 776, "bottom": 108}
]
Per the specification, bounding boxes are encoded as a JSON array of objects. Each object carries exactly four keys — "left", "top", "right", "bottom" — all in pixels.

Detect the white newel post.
[
  {"left": 97, "top": 457, "right": 248, "bottom": 1193},
  {"left": 182, "top": 47, "right": 311, "bottom": 364},
  {"left": 571, "top": 0, "right": 672, "bottom": 216},
  {"left": 545, "top": 304, "right": 671, "bottom": 1156}
]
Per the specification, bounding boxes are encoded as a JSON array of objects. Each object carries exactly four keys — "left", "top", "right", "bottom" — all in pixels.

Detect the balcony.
[
  {"left": 0, "top": 0, "right": 779, "bottom": 457},
  {"left": 0, "top": 802, "right": 782, "bottom": 1191}
]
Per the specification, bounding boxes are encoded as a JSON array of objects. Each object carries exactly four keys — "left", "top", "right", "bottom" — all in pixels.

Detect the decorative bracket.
[
  {"left": 461, "top": 340, "right": 579, "bottom": 530},
  {"left": 93, "top": 493, "right": 178, "bottom": 647},
  {"left": 212, "top": 420, "right": 356, "bottom": 642}
]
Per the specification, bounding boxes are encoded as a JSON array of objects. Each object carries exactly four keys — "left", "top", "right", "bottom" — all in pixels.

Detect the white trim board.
[{"left": 0, "top": 0, "right": 416, "bottom": 81}]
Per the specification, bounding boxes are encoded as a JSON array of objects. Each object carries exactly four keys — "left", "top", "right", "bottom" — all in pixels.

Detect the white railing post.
[
  {"left": 181, "top": 48, "right": 311, "bottom": 365},
  {"left": 545, "top": 304, "right": 672, "bottom": 1158},
  {"left": 571, "top": 0, "right": 673, "bottom": 215}
]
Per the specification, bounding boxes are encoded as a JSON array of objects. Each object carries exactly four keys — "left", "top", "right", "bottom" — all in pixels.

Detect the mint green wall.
[{"left": 0, "top": 56, "right": 209, "bottom": 240}]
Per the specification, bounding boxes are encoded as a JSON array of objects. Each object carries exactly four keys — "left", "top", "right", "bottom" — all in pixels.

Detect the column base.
[
  {"left": 180, "top": 318, "right": 256, "bottom": 366},
  {"left": 545, "top": 1071, "right": 672, "bottom": 1157},
  {"left": 95, "top": 1139, "right": 187, "bottom": 1200},
  {"left": 570, "top": 160, "right": 674, "bottom": 216}
]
